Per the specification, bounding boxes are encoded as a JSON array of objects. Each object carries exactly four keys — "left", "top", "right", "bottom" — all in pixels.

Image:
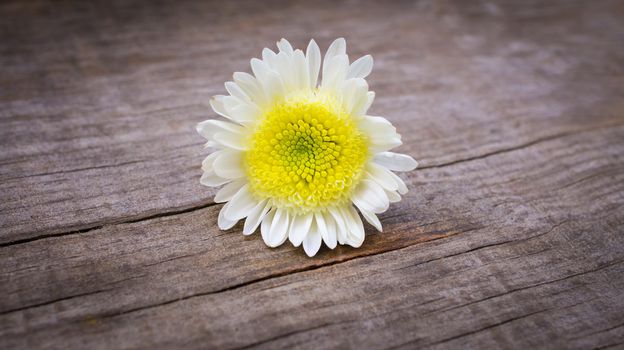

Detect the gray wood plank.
[
  {"left": 1, "top": 0, "right": 623, "bottom": 243},
  {"left": 1, "top": 0, "right": 624, "bottom": 349},
  {"left": 1, "top": 124, "right": 623, "bottom": 349}
]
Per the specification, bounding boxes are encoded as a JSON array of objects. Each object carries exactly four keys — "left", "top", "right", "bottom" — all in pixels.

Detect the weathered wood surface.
[{"left": 1, "top": 0, "right": 623, "bottom": 349}]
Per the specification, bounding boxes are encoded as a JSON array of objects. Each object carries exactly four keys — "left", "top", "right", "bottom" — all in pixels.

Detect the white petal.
[
  {"left": 213, "top": 150, "right": 245, "bottom": 179},
  {"left": 233, "top": 105, "right": 260, "bottom": 124},
  {"left": 218, "top": 202, "right": 238, "bottom": 230},
  {"left": 361, "top": 91, "right": 375, "bottom": 116},
  {"left": 261, "top": 208, "right": 276, "bottom": 244},
  {"left": 289, "top": 212, "right": 313, "bottom": 247},
  {"left": 328, "top": 207, "right": 347, "bottom": 245},
  {"left": 306, "top": 39, "right": 321, "bottom": 88},
  {"left": 224, "top": 185, "right": 258, "bottom": 221},
  {"left": 374, "top": 152, "right": 419, "bottom": 172},
  {"left": 321, "top": 212, "right": 337, "bottom": 249},
  {"left": 267, "top": 208, "right": 289, "bottom": 247},
  {"left": 275, "top": 51, "right": 296, "bottom": 91},
  {"left": 314, "top": 212, "right": 327, "bottom": 245},
  {"left": 233, "top": 72, "right": 267, "bottom": 107},
  {"left": 303, "top": 221, "right": 322, "bottom": 257},
  {"left": 322, "top": 54, "right": 349, "bottom": 91},
  {"left": 384, "top": 189, "right": 402, "bottom": 203},
  {"left": 352, "top": 194, "right": 374, "bottom": 214},
  {"left": 225, "top": 81, "right": 250, "bottom": 102},
  {"left": 201, "top": 151, "right": 221, "bottom": 172},
  {"left": 370, "top": 137, "right": 402, "bottom": 153},
  {"left": 347, "top": 55, "right": 373, "bottom": 79},
  {"left": 196, "top": 119, "right": 244, "bottom": 141},
  {"left": 250, "top": 58, "right": 272, "bottom": 84},
  {"left": 243, "top": 200, "right": 270, "bottom": 235},
  {"left": 324, "top": 38, "right": 346, "bottom": 68},
  {"left": 200, "top": 170, "right": 230, "bottom": 187},
  {"left": 214, "top": 179, "right": 246, "bottom": 203},
  {"left": 251, "top": 58, "right": 286, "bottom": 101},
  {"left": 262, "top": 48, "right": 277, "bottom": 68},
  {"left": 209, "top": 95, "right": 232, "bottom": 121},
  {"left": 364, "top": 179, "right": 390, "bottom": 211},
  {"left": 204, "top": 140, "right": 218, "bottom": 149},
  {"left": 389, "top": 171, "right": 409, "bottom": 195},
  {"left": 366, "top": 163, "right": 399, "bottom": 191},
  {"left": 293, "top": 49, "right": 309, "bottom": 90},
  {"left": 222, "top": 96, "right": 260, "bottom": 124},
  {"left": 358, "top": 115, "right": 396, "bottom": 139},
  {"left": 342, "top": 206, "right": 365, "bottom": 248},
  {"left": 213, "top": 131, "right": 247, "bottom": 151},
  {"left": 352, "top": 179, "right": 389, "bottom": 214},
  {"left": 276, "top": 38, "right": 294, "bottom": 55},
  {"left": 359, "top": 116, "right": 402, "bottom": 152},
  {"left": 341, "top": 78, "right": 369, "bottom": 116},
  {"left": 263, "top": 70, "right": 286, "bottom": 102},
  {"left": 359, "top": 208, "right": 382, "bottom": 232}
]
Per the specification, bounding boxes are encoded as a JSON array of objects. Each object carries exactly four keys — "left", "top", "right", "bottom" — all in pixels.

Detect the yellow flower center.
[{"left": 245, "top": 91, "right": 369, "bottom": 213}]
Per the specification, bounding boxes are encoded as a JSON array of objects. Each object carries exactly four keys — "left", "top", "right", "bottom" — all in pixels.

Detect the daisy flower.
[{"left": 197, "top": 38, "right": 418, "bottom": 257}]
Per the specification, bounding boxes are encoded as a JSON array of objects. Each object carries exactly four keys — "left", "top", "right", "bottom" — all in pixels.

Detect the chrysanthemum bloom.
[{"left": 197, "top": 38, "right": 418, "bottom": 257}]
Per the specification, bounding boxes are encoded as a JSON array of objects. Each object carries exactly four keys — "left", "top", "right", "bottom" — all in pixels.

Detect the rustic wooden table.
[{"left": 2, "top": 0, "right": 623, "bottom": 349}]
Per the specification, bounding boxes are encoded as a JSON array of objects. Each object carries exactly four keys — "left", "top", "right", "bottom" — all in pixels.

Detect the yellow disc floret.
[{"left": 245, "top": 91, "right": 369, "bottom": 213}]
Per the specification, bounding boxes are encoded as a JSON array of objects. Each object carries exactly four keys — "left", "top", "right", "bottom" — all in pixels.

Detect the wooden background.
[{"left": 1, "top": 0, "right": 624, "bottom": 349}]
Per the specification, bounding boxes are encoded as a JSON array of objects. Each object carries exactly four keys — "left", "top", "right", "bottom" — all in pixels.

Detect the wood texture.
[{"left": 1, "top": 0, "right": 623, "bottom": 349}]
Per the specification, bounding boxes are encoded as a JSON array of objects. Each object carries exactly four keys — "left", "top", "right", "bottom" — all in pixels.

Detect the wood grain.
[{"left": 1, "top": 0, "right": 623, "bottom": 349}]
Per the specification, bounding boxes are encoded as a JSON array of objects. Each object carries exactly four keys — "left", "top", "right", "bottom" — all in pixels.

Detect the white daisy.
[{"left": 197, "top": 38, "right": 418, "bottom": 257}]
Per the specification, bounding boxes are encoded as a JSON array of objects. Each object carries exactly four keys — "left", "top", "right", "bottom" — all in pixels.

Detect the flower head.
[{"left": 197, "top": 38, "right": 418, "bottom": 257}]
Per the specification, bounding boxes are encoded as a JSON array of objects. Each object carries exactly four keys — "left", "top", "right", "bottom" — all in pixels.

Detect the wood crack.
[
  {"left": 395, "top": 220, "right": 568, "bottom": 273},
  {"left": 571, "top": 321, "right": 624, "bottom": 339},
  {"left": 421, "top": 308, "right": 550, "bottom": 348},
  {"left": 439, "top": 258, "right": 624, "bottom": 314},
  {"left": 0, "top": 201, "right": 219, "bottom": 248},
  {"left": 3, "top": 122, "right": 620, "bottom": 249},
  {"left": 395, "top": 296, "right": 604, "bottom": 349},
  {"left": 2, "top": 160, "right": 148, "bottom": 181},
  {"left": 592, "top": 342, "right": 624, "bottom": 350},
  {"left": 419, "top": 122, "right": 624, "bottom": 170},
  {"left": 233, "top": 321, "right": 349, "bottom": 350},
  {"left": 97, "top": 227, "right": 480, "bottom": 320},
  {"left": 214, "top": 297, "right": 447, "bottom": 349},
  {"left": 0, "top": 288, "right": 113, "bottom": 316},
  {"left": 144, "top": 253, "right": 204, "bottom": 267}
]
